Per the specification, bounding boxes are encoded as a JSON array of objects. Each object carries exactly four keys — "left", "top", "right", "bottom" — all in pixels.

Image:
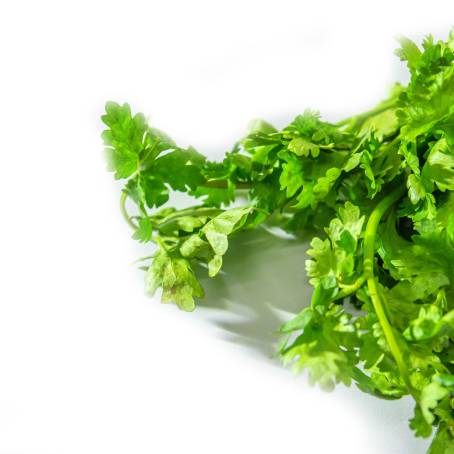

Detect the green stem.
[
  {"left": 332, "top": 276, "right": 366, "bottom": 302},
  {"left": 120, "top": 192, "right": 138, "bottom": 230},
  {"left": 204, "top": 180, "right": 251, "bottom": 189},
  {"left": 155, "top": 207, "right": 224, "bottom": 229},
  {"left": 363, "top": 184, "right": 415, "bottom": 395},
  {"left": 336, "top": 98, "right": 396, "bottom": 129}
]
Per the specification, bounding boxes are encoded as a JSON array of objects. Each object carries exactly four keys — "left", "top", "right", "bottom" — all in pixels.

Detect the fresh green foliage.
[{"left": 103, "top": 31, "right": 454, "bottom": 453}]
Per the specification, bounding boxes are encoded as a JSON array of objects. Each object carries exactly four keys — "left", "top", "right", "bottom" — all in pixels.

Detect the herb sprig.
[{"left": 102, "top": 31, "right": 454, "bottom": 453}]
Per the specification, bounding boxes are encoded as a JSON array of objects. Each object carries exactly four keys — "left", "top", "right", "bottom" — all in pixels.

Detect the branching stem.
[
  {"left": 203, "top": 180, "right": 251, "bottom": 189},
  {"left": 336, "top": 98, "right": 396, "bottom": 130},
  {"left": 362, "top": 184, "right": 416, "bottom": 397},
  {"left": 333, "top": 276, "right": 366, "bottom": 302}
]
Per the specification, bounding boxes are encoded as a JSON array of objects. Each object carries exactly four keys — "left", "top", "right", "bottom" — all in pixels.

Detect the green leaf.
[
  {"left": 305, "top": 237, "right": 337, "bottom": 288},
  {"left": 420, "top": 380, "right": 449, "bottom": 426},
  {"left": 288, "top": 137, "right": 320, "bottom": 158},
  {"left": 410, "top": 405, "right": 433, "bottom": 438},
  {"left": 202, "top": 207, "right": 251, "bottom": 255},
  {"left": 280, "top": 308, "right": 314, "bottom": 333},
  {"left": 284, "top": 345, "right": 352, "bottom": 391},
  {"left": 132, "top": 217, "right": 153, "bottom": 243},
  {"left": 281, "top": 307, "right": 359, "bottom": 391},
  {"left": 427, "top": 423, "right": 454, "bottom": 454},
  {"left": 102, "top": 102, "right": 147, "bottom": 179},
  {"left": 247, "top": 118, "right": 277, "bottom": 135},
  {"left": 395, "top": 36, "right": 422, "bottom": 70},
  {"left": 306, "top": 202, "right": 364, "bottom": 290},
  {"left": 208, "top": 255, "right": 223, "bottom": 277},
  {"left": 152, "top": 147, "right": 205, "bottom": 192},
  {"left": 279, "top": 152, "right": 304, "bottom": 197},
  {"left": 404, "top": 305, "right": 444, "bottom": 341},
  {"left": 423, "top": 138, "right": 454, "bottom": 191},
  {"left": 359, "top": 108, "right": 400, "bottom": 139},
  {"left": 180, "top": 235, "right": 208, "bottom": 258},
  {"left": 407, "top": 174, "right": 427, "bottom": 204},
  {"left": 434, "top": 374, "right": 454, "bottom": 389},
  {"left": 146, "top": 251, "right": 204, "bottom": 311},
  {"left": 176, "top": 216, "right": 206, "bottom": 233}
]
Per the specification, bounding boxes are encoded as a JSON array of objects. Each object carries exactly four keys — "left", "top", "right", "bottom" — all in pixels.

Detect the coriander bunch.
[{"left": 102, "top": 31, "right": 454, "bottom": 453}]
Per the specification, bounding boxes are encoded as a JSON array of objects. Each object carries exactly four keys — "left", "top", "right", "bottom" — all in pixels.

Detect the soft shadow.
[
  {"left": 194, "top": 228, "right": 431, "bottom": 453},
  {"left": 198, "top": 234, "right": 430, "bottom": 454},
  {"left": 196, "top": 227, "right": 311, "bottom": 356}
]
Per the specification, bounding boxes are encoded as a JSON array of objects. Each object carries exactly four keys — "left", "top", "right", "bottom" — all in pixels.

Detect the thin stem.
[
  {"left": 132, "top": 255, "right": 155, "bottom": 264},
  {"left": 362, "top": 184, "right": 416, "bottom": 396},
  {"left": 155, "top": 207, "right": 224, "bottom": 229},
  {"left": 332, "top": 276, "right": 366, "bottom": 302},
  {"left": 155, "top": 236, "right": 169, "bottom": 251},
  {"left": 336, "top": 98, "right": 396, "bottom": 129},
  {"left": 120, "top": 192, "right": 138, "bottom": 230},
  {"left": 363, "top": 185, "right": 405, "bottom": 277},
  {"left": 120, "top": 179, "right": 253, "bottom": 232},
  {"left": 204, "top": 180, "right": 252, "bottom": 189}
]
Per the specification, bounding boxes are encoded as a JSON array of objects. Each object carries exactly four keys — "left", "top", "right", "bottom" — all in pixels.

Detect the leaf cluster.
[{"left": 102, "top": 31, "right": 454, "bottom": 453}]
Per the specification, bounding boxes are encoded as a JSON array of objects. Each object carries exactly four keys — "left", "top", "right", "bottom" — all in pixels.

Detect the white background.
[{"left": 1, "top": 1, "right": 453, "bottom": 453}]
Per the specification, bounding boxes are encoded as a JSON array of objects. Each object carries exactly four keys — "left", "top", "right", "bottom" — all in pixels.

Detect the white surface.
[{"left": 1, "top": 1, "right": 452, "bottom": 452}]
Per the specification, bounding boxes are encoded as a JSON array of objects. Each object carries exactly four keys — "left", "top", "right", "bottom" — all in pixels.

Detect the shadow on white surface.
[
  {"left": 194, "top": 228, "right": 431, "bottom": 454},
  {"left": 197, "top": 228, "right": 310, "bottom": 356}
]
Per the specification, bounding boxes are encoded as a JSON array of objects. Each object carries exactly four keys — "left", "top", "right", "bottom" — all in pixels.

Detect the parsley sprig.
[{"left": 102, "top": 31, "right": 454, "bottom": 453}]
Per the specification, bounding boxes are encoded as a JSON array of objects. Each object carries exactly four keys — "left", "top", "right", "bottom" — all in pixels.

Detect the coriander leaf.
[
  {"left": 202, "top": 206, "right": 251, "bottom": 256},
  {"left": 427, "top": 423, "right": 454, "bottom": 454},
  {"left": 288, "top": 137, "right": 320, "bottom": 158},
  {"left": 146, "top": 250, "right": 204, "bottom": 311},
  {"left": 423, "top": 138, "right": 454, "bottom": 191},
  {"left": 102, "top": 102, "right": 146, "bottom": 178},
  {"left": 420, "top": 380, "right": 449, "bottom": 426},
  {"left": 132, "top": 217, "right": 153, "bottom": 243}
]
